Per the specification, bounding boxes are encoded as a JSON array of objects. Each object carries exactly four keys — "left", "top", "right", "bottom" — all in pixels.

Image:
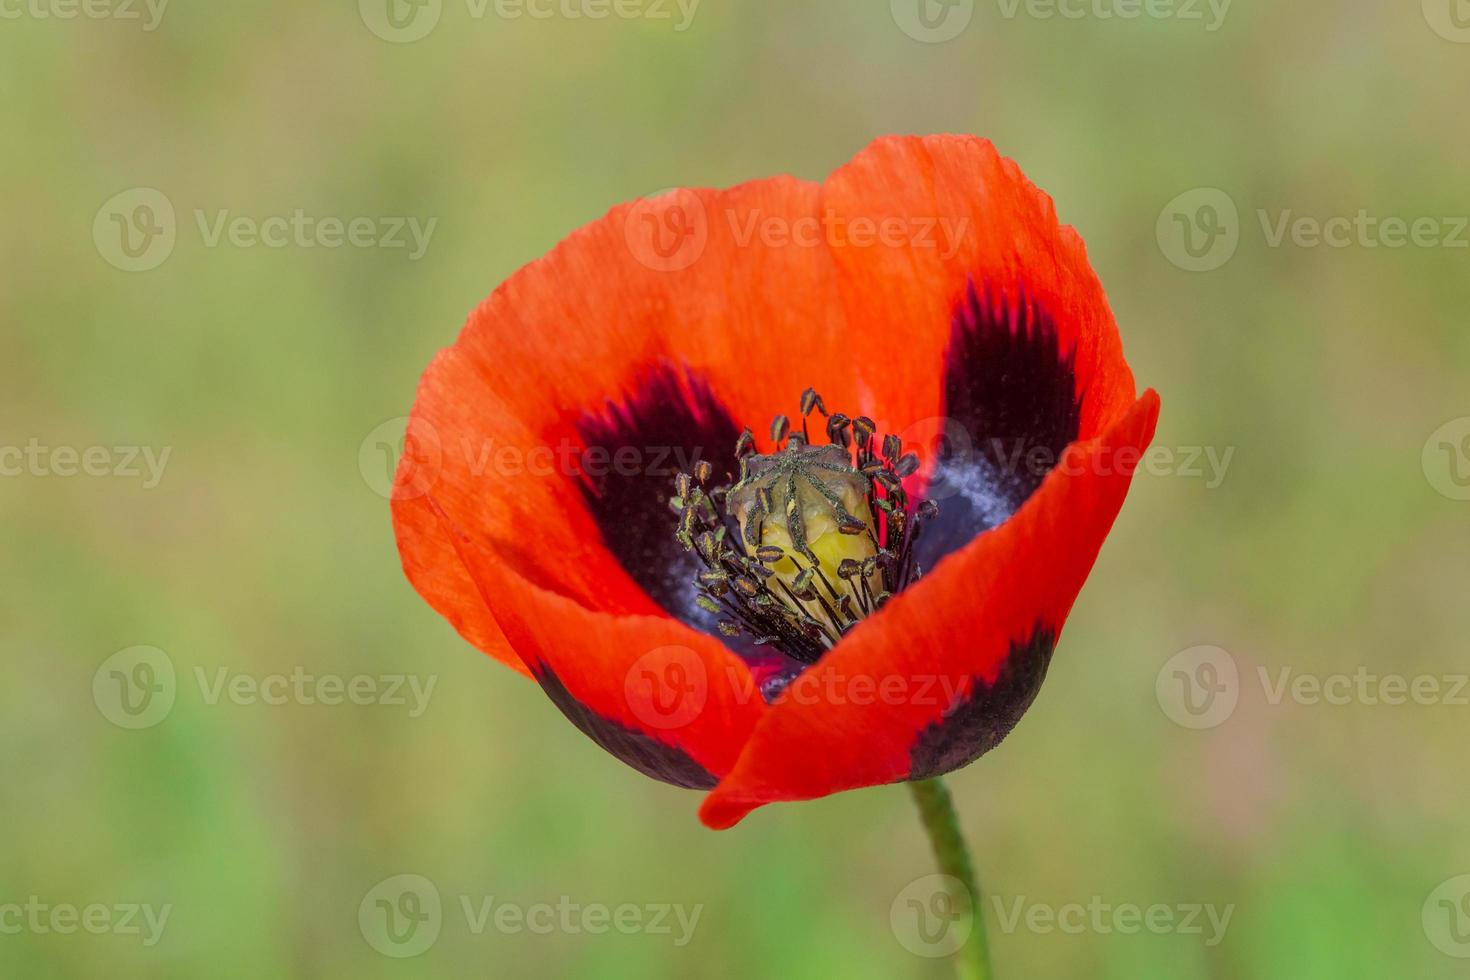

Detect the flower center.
[{"left": 671, "top": 388, "right": 938, "bottom": 664}]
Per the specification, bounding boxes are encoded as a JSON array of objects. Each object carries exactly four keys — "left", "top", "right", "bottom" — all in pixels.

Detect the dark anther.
[
  {"left": 675, "top": 472, "right": 692, "bottom": 499},
  {"left": 783, "top": 488, "right": 811, "bottom": 559},
  {"left": 756, "top": 545, "right": 785, "bottom": 563},
  {"left": 827, "top": 413, "right": 853, "bottom": 448},
  {"left": 735, "top": 429, "right": 755, "bottom": 458},
  {"left": 756, "top": 485, "right": 774, "bottom": 515},
  {"left": 743, "top": 496, "right": 764, "bottom": 547},
  {"left": 770, "top": 415, "right": 790, "bottom": 443},
  {"left": 852, "top": 416, "right": 876, "bottom": 444},
  {"left": 894, "top": 452, "right": 921, "bottom": 477},
  {"left": 791, "top": 567, "right": 816, "bottom": 600},
  {"left": 882, "top": 434, "right": 902, "bottom": 460},
  {"left": 693, "top": 460, "right": 713, "bottom": 483}
]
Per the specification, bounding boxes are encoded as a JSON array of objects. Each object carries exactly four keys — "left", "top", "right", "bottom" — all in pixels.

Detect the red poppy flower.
[{"left": 392, "top": 134, "right": 1159, "bottom": 829}]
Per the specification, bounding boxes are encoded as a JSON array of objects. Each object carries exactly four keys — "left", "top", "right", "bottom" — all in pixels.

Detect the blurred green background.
[{"left": 4, "top": 1, "right": 1468, "bottom": 977}]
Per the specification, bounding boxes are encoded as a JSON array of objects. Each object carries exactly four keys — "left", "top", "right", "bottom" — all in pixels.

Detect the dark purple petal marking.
[
  {"left": 906, "top": 626, "right": 1057, "bottom": 781},
  {"left": 532, "top": 662, "right": 717, "bottom": 790},
  {"left": 913, "top": 284, "right": 1082, "bottom": 571},
  {"left": 575, "top": 364, "right": 749, "bottom": 644}
]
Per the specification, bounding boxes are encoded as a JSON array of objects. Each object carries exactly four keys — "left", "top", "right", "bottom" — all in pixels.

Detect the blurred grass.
[{"left": 3, "top": 1, "right": 1468, "bottom": 977}]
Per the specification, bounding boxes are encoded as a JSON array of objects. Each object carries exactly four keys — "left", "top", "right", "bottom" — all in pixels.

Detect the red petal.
[
  {"left": 417, "top": 493, "right": 766, "bottom": 787},
  {"left": 820, "top": 135, "right": 1136, "bottom": 443},
  {"left": 699, "top": 390, "right": 1160, "bottom": 828}
]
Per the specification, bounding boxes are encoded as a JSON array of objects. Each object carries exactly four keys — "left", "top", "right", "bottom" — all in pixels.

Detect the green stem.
[{"left": 908, "top": 778, "right": 994, "bottom": 980}]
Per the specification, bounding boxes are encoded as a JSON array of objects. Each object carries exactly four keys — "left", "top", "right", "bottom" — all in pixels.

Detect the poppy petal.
[
  {"left": 699, "top": 389, "right": 1160, "bottom": 829},
  {"left": 393, "top": 483, "right": 527, "bottom": 677},
  {"left": 392, "top": 179, "right": 863, "bottom": 631},
  {"left": 818, "top": 135, "right": 1137, "bottom": 561},
  {"left": 911, "top": 283, "right": 1083, "bottom": 568},
  {"left": 416, "top": 492, "right": 767, "bottom": 788}
]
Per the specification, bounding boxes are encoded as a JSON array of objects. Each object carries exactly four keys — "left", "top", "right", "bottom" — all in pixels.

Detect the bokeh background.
[{"left": 4, "top": 1, "right": 1469, "bottom": 977}]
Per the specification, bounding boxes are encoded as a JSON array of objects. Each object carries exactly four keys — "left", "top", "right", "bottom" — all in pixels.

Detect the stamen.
[{"left": 671, "top": 388, "right": 940, "bottom": 665}]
